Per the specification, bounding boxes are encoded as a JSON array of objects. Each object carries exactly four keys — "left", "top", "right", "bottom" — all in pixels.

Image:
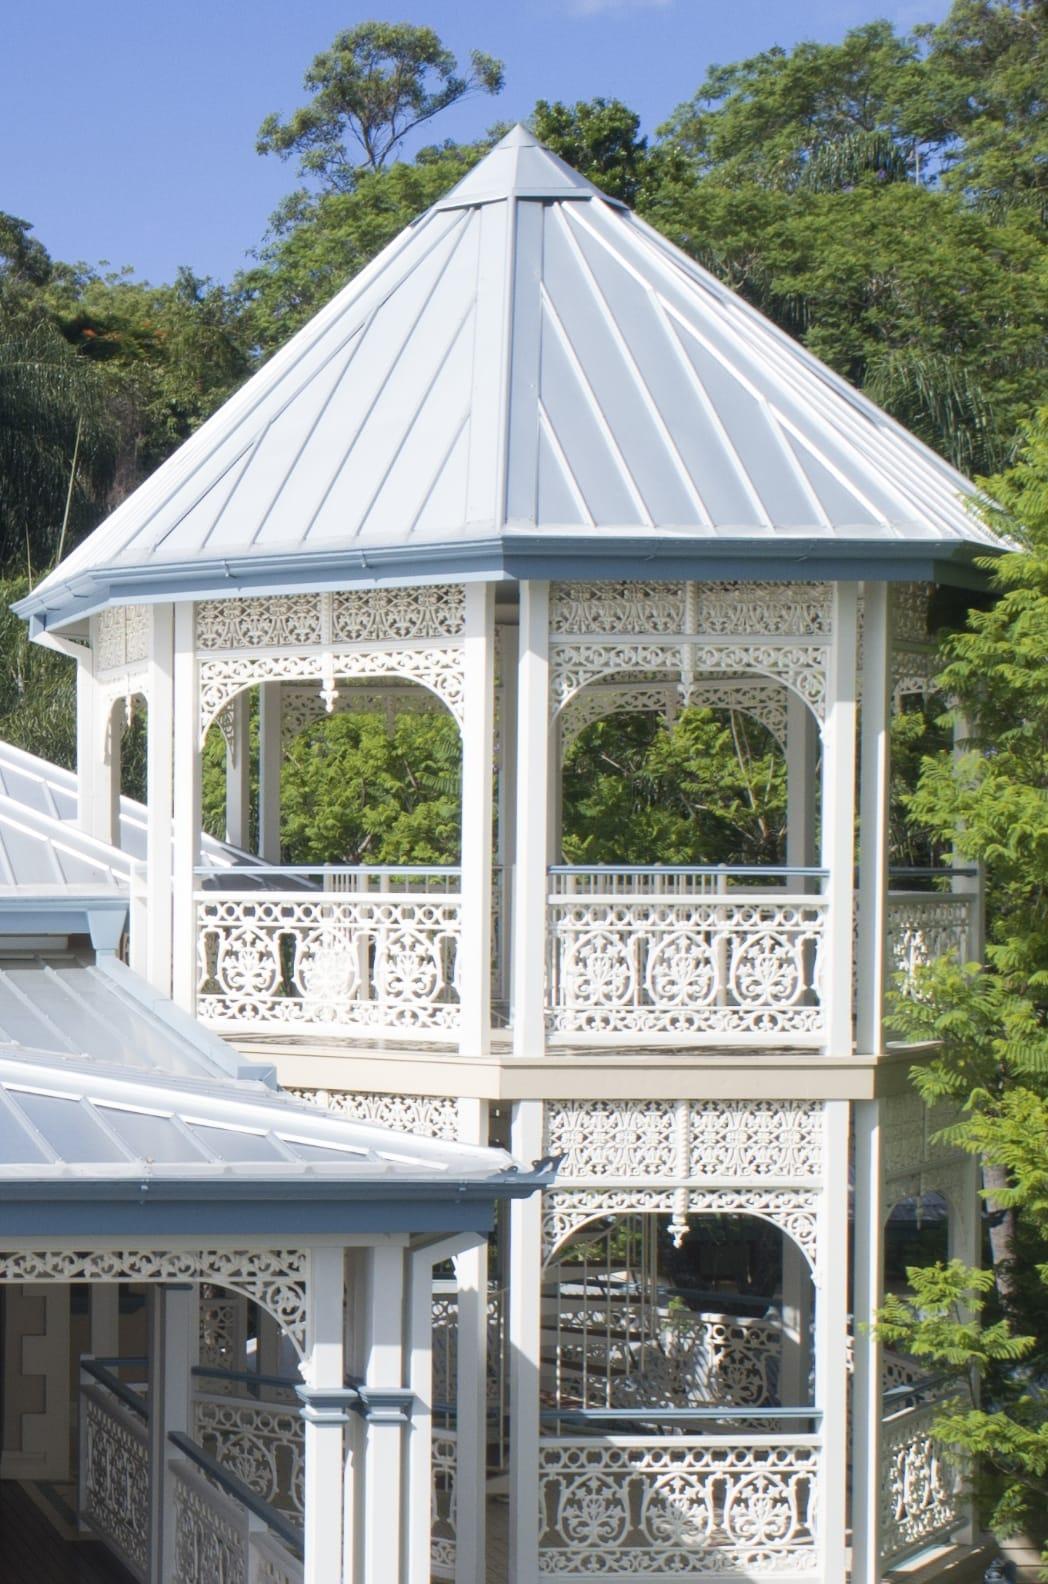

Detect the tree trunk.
[{"left": 981, "top": 1157, "right": 1018, "bottom": 1301}]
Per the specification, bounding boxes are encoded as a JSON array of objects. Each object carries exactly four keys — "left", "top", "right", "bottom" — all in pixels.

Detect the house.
[{"left": 8, "top": 126, "right": 1001, "bottom": 1583}]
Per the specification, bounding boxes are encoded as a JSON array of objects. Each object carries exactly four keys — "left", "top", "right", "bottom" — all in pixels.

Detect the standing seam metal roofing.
[{"left": 17, "top": 126, "right": 1007, "bottom": 631}]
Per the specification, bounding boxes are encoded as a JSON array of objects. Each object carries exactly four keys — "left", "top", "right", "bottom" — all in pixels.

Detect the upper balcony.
[{"left": 192, "top": 861, "right": 978, "bottom": 1053}]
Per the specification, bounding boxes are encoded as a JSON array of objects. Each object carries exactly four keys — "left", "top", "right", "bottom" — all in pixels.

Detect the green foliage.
[
  {"left": 279, "top": 711, "right": 462, "bottom": 865},
  {"left": 561, "top": 708, "right": 786, "bottom": 866},
  {"left": 0, "top": 576, "right": 75, "bottom": 767},
  {"left": 256, "top": 23, "right": 503, "bottom": 187}
]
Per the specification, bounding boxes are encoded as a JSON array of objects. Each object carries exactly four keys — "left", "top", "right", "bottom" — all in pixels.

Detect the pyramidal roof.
[{"left": 20, "top": 125, "right": 1004, "bottom": 631}]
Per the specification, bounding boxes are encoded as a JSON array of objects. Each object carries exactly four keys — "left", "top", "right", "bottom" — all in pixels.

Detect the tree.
[
  {"left": 527, "top": 98, "right": 660, "bottom": 207},
  {"left": 882, "top": 410, "right": 1048, "bottom": 1567},
  {"left": 256, "top": 23, "right": 503, "bottom": 190}
]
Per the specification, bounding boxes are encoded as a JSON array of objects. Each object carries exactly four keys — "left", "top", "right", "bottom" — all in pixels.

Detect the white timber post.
[
  {"left": 78, "top": 620, "right": 120, "bottom": 845},
  {"left": 815, "top": 1100, "right": 850, "bottom": 1584},
  {"left": 455, "top": 1098, "right": 490, "bottom": 1584},
  {"left": 951, "top": 710, "right": 986, "bottom": 961},
  {"left": 360, "top": 1243, "right": 412, "bottom": 1584},
  {"left": 299, "top": 1244, "right": 350, "bottom": 1584},
  {"left": 508, "top": 1099, "right": 544, "bottom": 1584},
  {"left": 149, "top": 1283, "right": 197, "bottom": 1584},
  {"left": 852, "top": 581, "right": 892, "bottom": 1584},
  {"left": 852, "top": 1098, "right": 886, "bottom": 1584},
  {"left": 89, "top": 1285, "right": 120, "bottom": 1360},
  {"left": 258, "top": 682, "right": 282, "bottom": 862},
  {"left": 511, "top": 581, "right": 549, "bottom": 1057},
  {"left": 406, "top": 1245, "right": 434, "bottom": 1584},
  {"left": 459, "top": 583, "right": 495, "bottom": 1057},
  {"left": 225, "top": 688, "right": 251, "bottom": 850},
  {"left": 857, "top": 581, "right": 892, "bottom": 1056},
  {"left": 497, "top": 621, "right": 519, "bottom": 1014},
  {"left": 785, "top": 689, "right": 818, "bottom": 877},
  {"left": 145, "top": 603, "right": 174, "bottom": 996},
  {"left": 820, "top": 581, "right": 859, "bottom": 1054},
  {"left": 172, "top": 602, "right": 199, "bottom": 1012}
]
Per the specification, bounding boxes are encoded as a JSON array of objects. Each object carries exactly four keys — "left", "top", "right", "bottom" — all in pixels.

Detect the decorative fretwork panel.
[
  {"left": 538, "top": 1435, "right": 819, "bottom": 1577},
  {"left": 171, "top": 1462, "right": 248, "bottom": 1584},
  {"left": 880, "top": 1396, "right": 964, "bottom": 1568},
  {"left": 550, "top": 641, "right": 828, "bottom": 721},
  {"left": 197, "top": 892, "right": 461, "bottom": 1035},
  {"left": 196, "top": 585, "right": 465, "bottom": 651},
  {"left": 0, "top": 1246, "right": 308, "bottom": 1352},
  {"left": 199, "top": 1285, "right": 248, "bottom": 1371},
  {"left": 280, "top": 682, "right": 442, "bottom": 744},
  {"left": 546, "top": 896, "right": 825, "bottom": 1040},
  {"left": 551, "top": 583, "right": 687, "bottom": 635},
  {"left": 199, "top": 644, "right": 465, "bottom": 741},
  {"left": 80, "top": 1385, "right": 150, "bottom": 1579},
  {"left": 431, "top": 1428, "right": 457, "bottom": 1580},
  {"left": 542, "top": 1188, "right": 820, "bottom": 1269},
  {"left": 194, "top": 1397, "right": 304, "bottom": 1524},
  {"left": 289, "top": 1088, "right": 460, "bottom": 1141},
  {"left": 96, "top": 605, "right": 149, "bottom": 672},
  {"left": 558, "top": 677, "right": 789, "bottom": 753}
]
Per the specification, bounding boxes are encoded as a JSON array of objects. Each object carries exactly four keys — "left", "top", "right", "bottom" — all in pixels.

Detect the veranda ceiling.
[{"left": 18, "top": 126, "right": 1007, "bottom": 632}]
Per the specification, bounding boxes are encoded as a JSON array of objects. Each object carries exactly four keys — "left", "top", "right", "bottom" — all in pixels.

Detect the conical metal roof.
[{"left": 19, "top": 125, "right": 1004, "bottom": 631}]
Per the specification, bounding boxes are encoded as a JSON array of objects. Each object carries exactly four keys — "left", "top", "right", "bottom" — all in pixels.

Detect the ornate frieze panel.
[
  {"left": 0, "top": 1246, "right": 309, "bottom": 1352},
  {"left": 196, "top": 585, "right": 465, "bottom": 651},
  {"left": 546, "top": 1100, "right": 824, "bottom": 1184},
  {"left": 289, "top": 1088, "right": 460, "bottom": 1142},
  {"left": 95, "top": 604, "right": 149, "bottom": 673},
  {"left": 549, "top": 580, "right": 832, "bottom": 722},
  {"left": 198, "top": 644, "right": 465, "bottom": 741},
  {"left": 537, "top": 1436, "right": 819, "bottom": 1576}
]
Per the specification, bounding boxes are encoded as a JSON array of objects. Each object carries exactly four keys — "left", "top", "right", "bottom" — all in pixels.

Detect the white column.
[
  {"left": 172, "top": 602, "right": 200, "bottom": 1012},
  {"left": 857, "top": 582, "right": 892, "bottom": 1055},
  {"left": 459, "top": 584, "right": 496, "bottom": 1056},
  {"left": 149, "top": 1283, "right": 197, "bottom": 1584},
  {"left": 785, "top": 690, "right": 817, "bottom": 874},
  {"left": 455, "top": 1099, "right": 490, "bottom": 1584},
  {"left": 511, "top": 582, "right": 550, "bottom": 1059},
  {"left": 145, "top": 604, "right": 174, "bottom": 996},
  {"left": 820, "top": 582, "right": 859, "bottom": 1055},
  {"left": 950, "top": 711, "right": 986, "bottom": 961},
  {"left": 258, "top": 681, "right": 282, "bottom": 862},
  {"left": 405, "top": 1246, "right": 435, "bottom": 1584},
  {"left": 225, "top": 689, "right": 251, "bottom": 850},
  {"left": 497, "top": 621, "right": 519, "bottom": 1014},
  {"left": 300, "top": 1245, "right": 349, "bottom": 1584},
  {"left": 77, "top": 625, "right": 119, "bottom": 845},
  {"left": 508, "top": 1099, "right": 544, "bottom": 1584},
  {"left": 852, "top": 1098, "right": 886, "bottom": 1584},
  {"left": 779, "top": 1237, "right": 812, "bottom": 1406},
  {"left": 815, "top": 1100, "right": 850, "bottom": 1584},
  {"left": 361, "top": 1243, "right": 410, "bottom": 1584}
]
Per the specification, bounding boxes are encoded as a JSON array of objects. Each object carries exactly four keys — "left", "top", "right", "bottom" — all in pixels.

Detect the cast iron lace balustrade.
[
  {"left": 78, "top": 1360, "right": 150, "bottom": 1581},
  {"left": 879, "top": 1374, "right": 965, "bottom": 1569},
  {"left": 538, "top": 1429, "right": 820, "bottom": 1577},
  {"left": 546, "top": 867, "right": 827, "bottom": 1043},
  {"left": 886, "top": 888, "right": 977, "bottom": 982},
  {"left": 196, "top": 866, "right": 462, "bottom": 1036}
]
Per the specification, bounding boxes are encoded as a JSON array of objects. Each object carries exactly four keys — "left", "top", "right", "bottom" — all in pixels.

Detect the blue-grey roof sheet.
[{"left": 18, "top": 126, "right": 1006, "bottom": 630}]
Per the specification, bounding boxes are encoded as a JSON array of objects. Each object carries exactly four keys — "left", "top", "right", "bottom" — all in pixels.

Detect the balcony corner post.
[
  {"left": 821, "top": 582, "right": 859, "bottom": 1054},
  {"left": 459, "top": 583, "right": 496, "bottom": 1056}
]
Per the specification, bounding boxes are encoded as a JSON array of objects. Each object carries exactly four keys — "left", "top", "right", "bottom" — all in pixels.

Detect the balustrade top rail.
[
  {"left": 192, "top": 1363, "right": 301, "bottom": 1396},
  {"left": 81, "top": 1356, "right": 149, "bottom": 1421},
  {"left": 195, "top": 863, "right": 463, "bottom": 896},
  {"left": 169, "top": 1429, "right": 304, "bottom": 1558},
  {"left": 541, "top": 1406, "right": 821, "bottom": 1425}
]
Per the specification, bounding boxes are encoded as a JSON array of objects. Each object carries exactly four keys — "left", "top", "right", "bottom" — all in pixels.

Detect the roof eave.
[{"left": 17, "top": 535, "right": 1004, "bottom": 632}]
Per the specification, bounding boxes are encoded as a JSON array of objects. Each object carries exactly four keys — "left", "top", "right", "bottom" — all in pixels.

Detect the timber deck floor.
[{"left": 0, "top": 1483, "right": 134, "bottom": 1584}]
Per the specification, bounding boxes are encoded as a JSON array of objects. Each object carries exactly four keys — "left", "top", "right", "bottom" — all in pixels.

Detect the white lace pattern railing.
[
  {"left": 538, "top": 1433, "right": 820, "bottom": 1577},
  {"left": 170, "top": 1457, "right": 303, "bottom": 1584},
  {"left": 196, "top": 869, "right": 461, "bottom": 1035},
  {"left": 432, "top": 1427, "right": 457, "bottom": 1580},
  {"left": 546, "top": 869, "right": 826, "bottom": 1043},
  {"left": 193, "top": 1395, "right": 305, "bottom": 1526},
  {"left": 879, "top": 1382, "right": 965, "bottom": 1569},
  {"left": 887, "top": 892, "right": 976, "bottom": 981},
  {"left": 79, "top": 1377, "right": 151, "bottom": 1581}
]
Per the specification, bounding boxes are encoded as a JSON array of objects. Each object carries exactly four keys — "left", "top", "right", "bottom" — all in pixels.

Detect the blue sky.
[{"left": 2, "top": 0, "right": 952, "bottom": 286}]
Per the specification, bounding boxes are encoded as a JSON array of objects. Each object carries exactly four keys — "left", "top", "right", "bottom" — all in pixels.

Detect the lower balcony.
[{"left": 193, "top": 865, "right": 978, "bottom": 1052}]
